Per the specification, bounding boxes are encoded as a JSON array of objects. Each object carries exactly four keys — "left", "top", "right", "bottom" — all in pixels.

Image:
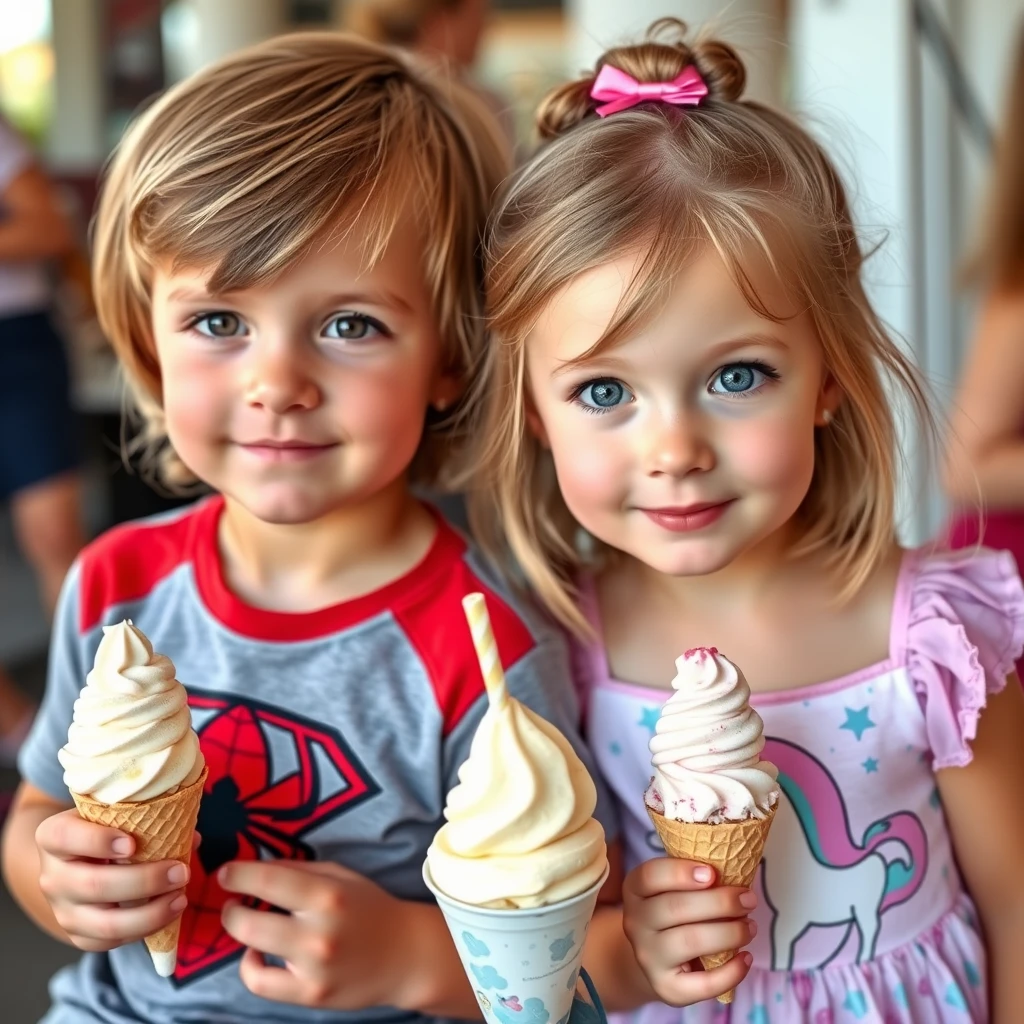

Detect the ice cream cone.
[
  {"left": 71, "top": 765, "right": 208, "bottom": 977},
  {"left": 647, "top": 803, "right": 776, "bottom": 1004}
]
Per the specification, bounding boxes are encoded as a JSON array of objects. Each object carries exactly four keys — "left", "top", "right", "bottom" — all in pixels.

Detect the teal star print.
[
  {"left": 840, "top": 706, "right": 876, "bottom": 741},
  {"left": 862, "top": 757, "right": 879, "bottom": 774},
  {"left": 638, "top": 706, "right": 660, "bottom": 734}
]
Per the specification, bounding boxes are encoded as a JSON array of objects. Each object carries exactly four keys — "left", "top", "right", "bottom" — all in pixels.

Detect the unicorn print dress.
[{"left": 576, "top": 549, "right": 1024, "bottom": 1024}]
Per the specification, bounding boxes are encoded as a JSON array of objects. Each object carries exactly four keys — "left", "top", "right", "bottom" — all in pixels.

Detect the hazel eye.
[
  {"left": 193, "top": 312, "right": 246, "bottom": 338},
  {"left": 323, "top": 314, "right": 386, "bottom": 341}
]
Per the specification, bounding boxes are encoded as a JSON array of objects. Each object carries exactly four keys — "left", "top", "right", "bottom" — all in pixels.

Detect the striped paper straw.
[{"left": 462, "top": 592, "right": 507, "bottom": 708}]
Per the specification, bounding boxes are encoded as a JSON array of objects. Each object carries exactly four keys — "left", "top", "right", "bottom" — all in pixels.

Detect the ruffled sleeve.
[{"left": 900, "top": 548, "right": 1024, "bottom": 769}]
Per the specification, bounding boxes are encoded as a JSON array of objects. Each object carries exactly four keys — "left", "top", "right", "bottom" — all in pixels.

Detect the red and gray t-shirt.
[{"left": 20, "top": 495, "right": 617, "bottom": 1024}]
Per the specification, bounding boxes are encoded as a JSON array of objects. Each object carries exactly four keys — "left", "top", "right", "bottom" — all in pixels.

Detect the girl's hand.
[
  {"left": 220, "top": 860, "right": 425, "bottom": 1011},
  {"left": 35, "top": 808, "right": 190, "bottom": 952},
  {"left": 622, "top": 857, "right": 756, "bottom": 1005}
]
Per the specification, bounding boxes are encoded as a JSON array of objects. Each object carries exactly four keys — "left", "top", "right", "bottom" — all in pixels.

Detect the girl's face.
[
  {"left": 525, "top": 245, "right": 839, "bottom": 578},
  {"left": 150, "top": 213, "right": 458, "bottom": 526}
]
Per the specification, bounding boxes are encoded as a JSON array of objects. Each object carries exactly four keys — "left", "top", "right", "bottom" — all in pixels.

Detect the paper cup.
[{"left": 423, "top": 862, "right": 610, "bottom": 1024}]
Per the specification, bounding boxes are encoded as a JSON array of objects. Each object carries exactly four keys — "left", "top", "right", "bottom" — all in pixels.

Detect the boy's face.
[{"left": 150, "top": 213, "right": 457, "bottom": 525}]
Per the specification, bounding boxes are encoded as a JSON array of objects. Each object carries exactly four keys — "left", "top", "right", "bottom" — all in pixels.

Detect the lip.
[
  {"left": 639, "top": 500, "right": 734, "bottom": 532},
  {"left": 237, "top": 439, "right": 338, "bottom": 462}
]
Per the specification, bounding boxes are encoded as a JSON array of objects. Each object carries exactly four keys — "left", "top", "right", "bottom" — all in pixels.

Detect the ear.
[
  {"left": 430, "top": 371, "right": 462, "bottom": 414},
  {"left": 816, "top": 373, "right": 843, "bottom": 427},
  {"left": 524, "top": 391, "right": 550, "bottom": 448}
]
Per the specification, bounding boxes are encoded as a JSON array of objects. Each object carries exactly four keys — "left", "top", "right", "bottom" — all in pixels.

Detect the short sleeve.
[
  {"left": 443, "top": 634, "right": 620, "bottom": 844},
  {"left": 902, "top": 547, "right": 1024, "bottom": 770},
  {"left": 18, "top": 559, "right": 88, "bottom": 802},
  {"left": 0, "top": 116, "right": 32, "bottom": 190}
]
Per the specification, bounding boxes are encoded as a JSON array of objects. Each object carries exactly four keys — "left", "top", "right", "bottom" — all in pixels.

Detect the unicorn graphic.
[{"left": 761, "top": 738, "right": 928, "bottom": 970}]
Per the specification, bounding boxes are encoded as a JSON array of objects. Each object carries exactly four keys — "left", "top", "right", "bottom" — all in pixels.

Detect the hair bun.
[{"left": 533, "top": 17, "right": 747, "bottom": 141}]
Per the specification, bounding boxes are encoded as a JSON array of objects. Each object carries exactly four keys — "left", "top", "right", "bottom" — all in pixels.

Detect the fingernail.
[
  {"left": 111, "top": 838, "right": 132, "bottom": 856},
  {"left": 741, "top": 952, "right": 753, "bottom": 967},
  {"left": 748, "top": 919, "right": 758, "bottom": 937},
  {"left": 739, "top": 891, "right": 758, "bottom": 909},
  {"left": 170, "top": 895, "right": 188, "bottom": 913},
  {"left": 693, "top": 866, "right": 713, "bottom": 883},
  {"left": 168, "top": 864, "right": 188, "bottom": 886},
  {"left": 679, "top": 962, "right": 691, "bottom": 973}
]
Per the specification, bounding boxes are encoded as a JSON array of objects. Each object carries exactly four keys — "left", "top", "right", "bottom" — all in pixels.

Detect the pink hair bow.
[{"left": 590, "top": 64, "right": 708, "bottom": 117}]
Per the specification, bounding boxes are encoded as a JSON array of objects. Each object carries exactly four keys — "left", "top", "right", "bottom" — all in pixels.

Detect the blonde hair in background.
[
  {"left": 345, "top": 0, "right": 463, "bottom": 48},
  {"left": 467, "top": 18, "right": 939, "bottom": 634},
  {"left": 91, "top": 31, "right": 510, "bottom": 492}
]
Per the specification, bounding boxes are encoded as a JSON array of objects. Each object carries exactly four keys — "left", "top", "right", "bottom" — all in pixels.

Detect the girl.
[
  {"left": 469, "top": 19, "right": 1024, "bottom": 1024},
  {"left": 0, "top": 32, "right": 621, "bottom": 1024}
]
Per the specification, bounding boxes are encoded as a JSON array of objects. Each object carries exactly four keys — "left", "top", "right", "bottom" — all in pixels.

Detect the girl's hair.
[
  {"left": 468, "top": 18, "right": 936, "bottom": 633},
  {"left": 345, "top": 0, "right": 463, "bottom": 48},
  {"left": 966, "top": 23, "right": 1024, "bottom": 291},
  {"left": 92, "top": 31, "right": 510, "bottom": 490}
]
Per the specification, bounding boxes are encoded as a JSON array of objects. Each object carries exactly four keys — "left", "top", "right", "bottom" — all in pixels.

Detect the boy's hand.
[
  {"left": 35, "top": 808, "right": 191, "bottom": 952},
  {"left": 622, "top": 857, "right": 757, "bottom": 1005},
  {"left": 220, "top": 860, "right": 419, "bottom": 1011}
]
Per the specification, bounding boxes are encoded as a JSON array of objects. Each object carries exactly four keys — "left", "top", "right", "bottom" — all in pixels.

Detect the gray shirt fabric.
[{"left": 20, "top": 496, "right": 618, "bottom": 1024}]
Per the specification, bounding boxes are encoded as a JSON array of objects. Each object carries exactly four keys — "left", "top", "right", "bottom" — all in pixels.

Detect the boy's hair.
[
  {"left": 92, "top": 31, "right": 510, "bottom": 490},
  {"left": 468, "top": 18, "right": 936, "bottom": 633},
  {"left": 966, "top": 23, "right": 1024, "bottom": 291}
]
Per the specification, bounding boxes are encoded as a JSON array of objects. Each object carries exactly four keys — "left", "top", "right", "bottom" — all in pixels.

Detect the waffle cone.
[
  {"left": 71, "top": 765, "right": 208, "bottom": 977},
  {"left": 648, "top": 802, "right": 776, "bottom": 1004}
]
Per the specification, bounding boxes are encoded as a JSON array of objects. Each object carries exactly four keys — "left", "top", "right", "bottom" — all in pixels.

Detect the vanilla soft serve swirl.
[
  {"left": 59, "top": 620, "right": 205, "bottom": 804},
  {"left": 645, "top": 647, "right": 778, "bottom": 823},
  {"left": 427, "top": 688, "right": 607, "bottom": 909}
]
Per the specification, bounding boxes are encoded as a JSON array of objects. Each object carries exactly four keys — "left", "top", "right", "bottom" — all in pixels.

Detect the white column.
[
  {"left": 47, "top": 0, "right": 106, "bottom": 172},
  {"left": 566, "top": 0, "right": 786, "bottom": 107},
  {"left": 175, "top": 0, "right": 288, "bottom": 78}
]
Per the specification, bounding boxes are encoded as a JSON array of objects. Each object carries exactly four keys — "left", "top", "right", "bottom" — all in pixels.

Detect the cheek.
[
  {"left": 342, "top": 364, "right": 431, "bottom": 446},
  {"left": 542, "top": 407, "right": 632, "bottom": 517},
  {"left": 728, "top": 410, "right": 817, "bottom": 494}
]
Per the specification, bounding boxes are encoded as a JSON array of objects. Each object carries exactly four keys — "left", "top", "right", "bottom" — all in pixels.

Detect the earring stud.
[{"left": 822, "top": 408, "right": 833, "bottom": 425}]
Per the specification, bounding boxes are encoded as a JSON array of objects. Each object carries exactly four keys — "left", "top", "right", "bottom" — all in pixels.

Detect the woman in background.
[
  {"left": 0, "top": 114, "right": 85, "bottom": 765},
  {"left": 945, "top": 26, "right": 1024, "bottom": 683},
  {"left": 346, "top": 0, "right": 516, "bottom": 151}
]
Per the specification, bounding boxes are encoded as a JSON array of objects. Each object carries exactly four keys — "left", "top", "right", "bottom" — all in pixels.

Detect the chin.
[
  {"left": 632, "top": 542, "right": 741, "bottom": 578},
  {"left": 231, "top": 487, "right": 342, "bottom": 526}
]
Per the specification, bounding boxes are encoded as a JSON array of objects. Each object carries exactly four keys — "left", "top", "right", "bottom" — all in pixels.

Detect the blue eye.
[
  {"left": 709, "top": 362, "right": 779, "bottom": 396},
  {"left": 191, "top": 312, "right": 247, "bottom": 338},
  {"left": 323, "top": 313, "right": 387, "bottom": 341},
  {"left": 573, "top": 378, "right": 633, "bottom": 412}
]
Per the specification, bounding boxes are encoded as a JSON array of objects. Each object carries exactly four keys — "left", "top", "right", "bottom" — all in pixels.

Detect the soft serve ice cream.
[
  {"left": 645, "top": 646, "right": 778, "bottom": 824},
  {"left": 59, "top": 620, "right": 204, "bottom": 804},
  {"left": 426, "top": 661, "right": 607, "bottom": 909}
]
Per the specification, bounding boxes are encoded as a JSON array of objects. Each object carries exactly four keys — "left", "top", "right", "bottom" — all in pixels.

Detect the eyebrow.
[
  {"left": 553, "top": 331, "right": 790, "bottom": 376},
  {"left": 164, "top": 287, "right": 414, "bottom": 314}
]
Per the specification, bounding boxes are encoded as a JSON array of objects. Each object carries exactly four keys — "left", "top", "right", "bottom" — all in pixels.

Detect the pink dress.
[{"left": 574, "top": 549, "right": 1024, "bottom": 1023}]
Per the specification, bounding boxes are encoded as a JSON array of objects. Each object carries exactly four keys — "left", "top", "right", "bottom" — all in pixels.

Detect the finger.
[
  {"left": 218, "top": 861, "right": 338, "bottom": 913},
  {"left": 625, "top": 858, "right": 717, "bottom": 899},
  {"left": 658, "top": 951, "right": 753, "bottom": 1006},
  {"left": 42, "top": 858, "right": 189, "bottom": 906},
  {"left": 222, "top": 901, "right": 302, "bottom": 961},
  {"left": 639, "top": 886, "right": 757, "bottom": 932},
  {"left": 37, "top": 809, "right": 134, "bottom": 861},
  {"left": 238, "top": 948, "right": 307, "bottom": 1005},
  {"left": 192, "top": 831, "right": 201, "bottom": 852},
  {"left": 60, "top": 889, "right": 188, "bottom": 946},
  {"left": 655, "top": 917, "right": 756, "bottom": 969}
]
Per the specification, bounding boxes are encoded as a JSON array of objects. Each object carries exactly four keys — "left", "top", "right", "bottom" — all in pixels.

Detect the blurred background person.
[
  {"left": 0, "top": 112, "right": 85, "bottom": 766},
  {"left": 945, "top": 22, "right": 1024, "bottom": 684},
  {"left": 345, "top": 0, "right": 517, "bottom": 150}
]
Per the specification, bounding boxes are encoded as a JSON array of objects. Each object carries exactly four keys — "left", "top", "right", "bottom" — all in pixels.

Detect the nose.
[
  {"left": 243, "top": 342, "right": 321, "bottom": 414},
  {"left": 644, "top": 411, "right": 715, "bottom": 477}
]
